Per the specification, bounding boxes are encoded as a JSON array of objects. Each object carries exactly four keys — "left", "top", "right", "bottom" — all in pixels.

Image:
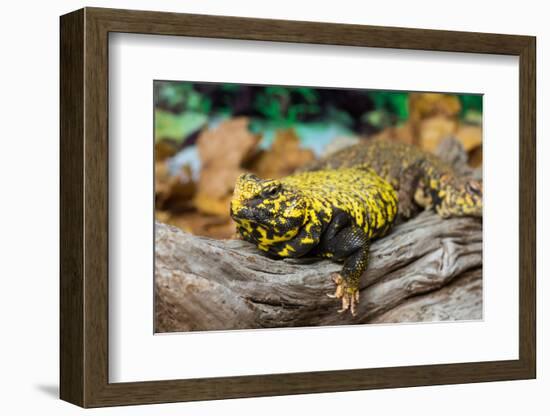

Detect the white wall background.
[{"left": 0, "top": 0, "right": 545, "bottom": 414}]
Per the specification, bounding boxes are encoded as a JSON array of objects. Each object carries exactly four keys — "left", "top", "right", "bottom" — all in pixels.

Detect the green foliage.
[
  {"left": 325, "top": 107, "right": 355, "bottom": 128},
  {"left": 456, "top": 94, "right": 483, "bottom": 125},
  {"left": 459, "top": 94, "right": 483, "bottom": 117},
  {"left": 156, "top": 82, "right": 212, "bottom": 113},
  {"left": 154, "top": 81, "right": 482, "bottom": 139},
  {"left": 366, "top": 91, "right": 409, "bottom": 124},
  {"left": 254, "top": 86, "right": 320, "bottom": 126},
  {"left": 154, "top": 110, "right": 207, "bottom": 143}
]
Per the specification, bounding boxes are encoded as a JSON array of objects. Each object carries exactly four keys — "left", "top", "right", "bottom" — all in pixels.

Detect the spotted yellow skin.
[
  {"left": 230, "top": 168, "right": 398, "bottom": 315},
  {"left": 231, "top": 168, "right": 397, "bottom": 256},
  {"left": 304, "top": 140, "right": 483, "bottom": 219}
]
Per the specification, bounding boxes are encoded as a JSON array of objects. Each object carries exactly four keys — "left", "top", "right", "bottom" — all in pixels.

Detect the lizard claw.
[
  {"left": 327, "top": 273, "right": 345, "bottom": 299},
  {"left": 328, "top": 273, "right": 359, "bottom": 316}
]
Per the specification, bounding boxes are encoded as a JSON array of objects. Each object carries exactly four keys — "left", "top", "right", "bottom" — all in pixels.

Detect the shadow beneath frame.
[{"left": 34, "top": 384, "right": 59, "bottom": 399}]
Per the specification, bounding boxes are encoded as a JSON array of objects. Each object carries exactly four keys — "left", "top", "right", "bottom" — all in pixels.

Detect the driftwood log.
[
  {"left": 155, "top": 212, "right": 482, "bottom": 332},
  {"left": 155, "top": 137, "right": 482, "bottom": 332}
]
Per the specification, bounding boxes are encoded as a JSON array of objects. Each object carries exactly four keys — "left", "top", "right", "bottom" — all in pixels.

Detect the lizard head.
[
  {"left": 434, "top": 175, "right": 483, "bottom": 218},
  {"left": 230, "top": 173, "right": 308, "bottom": 244}
]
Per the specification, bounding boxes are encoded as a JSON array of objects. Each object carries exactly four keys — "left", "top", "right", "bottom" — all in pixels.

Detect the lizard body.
[
  {"left": 230, "top": 140, "right": 482, "bottom": 316},
  {"left": 230, "top": 168, "right": 397, "bottom": 315},
  {"left": 304, "top": 139, "right": 483, "bottom": 219}
]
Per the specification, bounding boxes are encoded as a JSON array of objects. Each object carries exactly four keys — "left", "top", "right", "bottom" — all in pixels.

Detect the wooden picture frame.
[{"left": 60, "top": 7, "right": 536, "bottom": 408}]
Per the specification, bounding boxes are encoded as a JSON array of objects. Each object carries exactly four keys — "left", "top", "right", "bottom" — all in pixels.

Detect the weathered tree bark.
[{"left": 155, "top": 211, "right": 482, "bottom": 332}]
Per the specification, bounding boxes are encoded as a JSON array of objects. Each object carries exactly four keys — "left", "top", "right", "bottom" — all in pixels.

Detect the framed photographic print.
[{"left": 60, "top": 7, "right": 536, "bottom": 408}]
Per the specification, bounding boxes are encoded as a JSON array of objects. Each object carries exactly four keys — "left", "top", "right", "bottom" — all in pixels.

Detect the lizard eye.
[
  {"left": 465, "top": 180, "right": 482, "bottom": 196},
  {"left": 263, "top": 185, "right": 280, "bottom": 198}
]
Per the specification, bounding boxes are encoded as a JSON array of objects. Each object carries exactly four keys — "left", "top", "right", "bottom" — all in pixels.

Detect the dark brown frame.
[{"left": 60, "top": 7, "right": 536, "bottom": 408}]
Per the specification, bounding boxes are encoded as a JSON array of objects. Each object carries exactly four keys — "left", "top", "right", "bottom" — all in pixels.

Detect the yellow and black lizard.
[
  {"left": 305, "top": 139, "right": 483, "bottom": 219},
  {"left": 230, "top": 140, "right": 482, "bottom": 316}
]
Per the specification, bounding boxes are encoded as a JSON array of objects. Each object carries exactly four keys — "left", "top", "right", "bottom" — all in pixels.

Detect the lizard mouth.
[{"left": 230, "top": 201, "right": 270, "bottom": 224}]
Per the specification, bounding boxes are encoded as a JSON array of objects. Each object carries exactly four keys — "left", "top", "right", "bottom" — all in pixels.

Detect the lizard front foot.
[{"left": 327, "top": 273, "right": 360, "bottom": 316}]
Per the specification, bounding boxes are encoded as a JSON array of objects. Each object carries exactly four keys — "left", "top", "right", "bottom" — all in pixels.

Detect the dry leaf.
[
  {"left": 193, "top": 193, "right": 234, "bottom": 217},
  {"left": 249, "top": 129, "right": 314, "bottom": 179},
  {"left": 469, "top": 145, "right": 483, "bottom": 168},
  {"left": 418, "top": 115, "right": 458, "bottom": 153},
  {"left": 195, "top": 117, "right": 260, "bottom": 217},
  {"left": 161, "top": 210, "right": 236, "bottom": 239},
  {"left": 409, "top": 93, "right": 461, "bottom": 122},
  {"left": 197, "top": 117, "right": 260, "bottom": 168},
  {"left": 455, "top": 125, "right": 482, "bottom": 152},
  {"left": 371, "top": 122, "right": 415, "bottom": 145},
  {"left": 155, "top": 140, "right": 178, "bottom": 161},
  {"left": 155, "top": 162, "right": 196, "bottom": 212}
]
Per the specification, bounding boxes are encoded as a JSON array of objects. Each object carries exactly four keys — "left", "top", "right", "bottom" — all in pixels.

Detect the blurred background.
[{"left": 154, "top": 81, "right": 482, "bottom": 239}]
